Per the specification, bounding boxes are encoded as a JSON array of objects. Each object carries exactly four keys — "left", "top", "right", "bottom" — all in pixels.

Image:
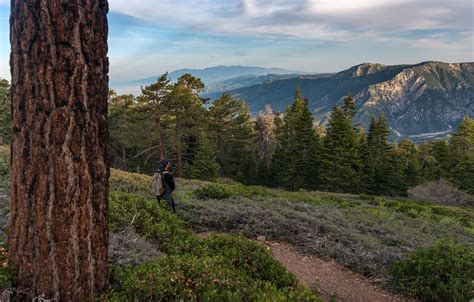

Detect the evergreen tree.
[
  {"left": 139, "top": 73, "right": 171, "bottom": 160},
  {"left": 208, "top": 93, "right": 257, "bottom": 183},
  {"left": 396, "top": 139, "right": 422, "bottom": 189},
  {"left": 190, "top": 133, "right": 220, "bottom": 181},
  {"left": 164, "top": 74, "right": 206, "bottom": 177},
  {"left": 320, "top": 105, "right": 360, "bottom": 193},
  {"left": 449, "top": 116, "right": 474, "bottom": 193},
  {"left": 363, "top": 114, "right": 397, "bottom": 195},
  {"left": 273, "top": 87, "right": 320, "bottom": 191},
  {"left": 341, "top": 93, "right": 356, "bottom": 119}
]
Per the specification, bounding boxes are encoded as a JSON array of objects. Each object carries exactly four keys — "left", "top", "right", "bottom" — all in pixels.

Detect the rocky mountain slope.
[{"left": 215, "top": 61, "right": 473, "bottom": 140}]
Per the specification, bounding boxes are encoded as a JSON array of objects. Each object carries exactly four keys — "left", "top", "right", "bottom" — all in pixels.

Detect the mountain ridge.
[{"left": 210, "top": 61, "right": 473, "bottom": 140}]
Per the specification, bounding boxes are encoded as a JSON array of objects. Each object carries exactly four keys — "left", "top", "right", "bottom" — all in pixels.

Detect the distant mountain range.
[
  {"left": 111, "top": 65, "right": 304, "bottom": 95},
  {"left": 204, "top": 61, "right": 473, "bottom": 141},
  {"left": 112, "top": 62, "right": 473, "bottom": 141}
]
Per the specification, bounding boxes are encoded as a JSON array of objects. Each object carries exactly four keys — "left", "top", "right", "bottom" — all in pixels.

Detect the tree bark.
[{"left": 9, "top": 1, "right": 109, "bottom": 300}]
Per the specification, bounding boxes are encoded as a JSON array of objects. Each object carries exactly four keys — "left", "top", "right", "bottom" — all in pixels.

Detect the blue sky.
[{"left": 0, "top": 0, "right": 473, "bottom": 85}]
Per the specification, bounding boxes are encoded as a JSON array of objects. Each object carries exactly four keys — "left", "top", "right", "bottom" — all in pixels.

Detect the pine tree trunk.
[
  {"left": 9, "top": 1, "right": 109, "bottom": 300},
  {"left": 156, "top": 110, "right": 164, "bottom": 160}
]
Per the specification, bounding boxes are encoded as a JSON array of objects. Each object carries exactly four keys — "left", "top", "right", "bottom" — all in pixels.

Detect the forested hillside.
[{"left": 216, "top": 62, "right": 474, "bottom": 140}]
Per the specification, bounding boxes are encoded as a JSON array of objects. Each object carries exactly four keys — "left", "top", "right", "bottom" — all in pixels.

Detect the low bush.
[
  {"left": 391, "top": 240, "right": 474, "bottom": 301},
  {"left": 193, "top": 182, "right": 271, "bottom": 200},
  {"left": 109, "top": 191, "right": 201, "bottom": 254},
  {"left": 108, "top": 228, "right": 165, "bottom": 266},
  {"left": 194, "top": 183, "right": 234, "bottom": 199},
  {"left": 408, "top": 179, "right": 473, "bottom": 206},
  {"left": 202, "top": 235, "right": 297, "bottom": 288},
  {"left": 110, "top": 168, "right": 152, "bottom": 194},
  {"left": 178, "top": 196, "right": 474, "bottom": 282},
  {"left": 105, "top": 255, "right": 320, "bottom": 301}
]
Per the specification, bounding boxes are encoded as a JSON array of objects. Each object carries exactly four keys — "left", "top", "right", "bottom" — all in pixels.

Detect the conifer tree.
[
  {"left": 320, "top": 106, "right": 360, "bottom": 192},
  {"left": 139, "top": 73, "right": 171, "bottom": 160},
  {"left": 341, "top": 93, "right": 356, "bottom": 119},
  {"left": 164, "top": 74, "right": 206, "bottom": 177},
  {"left": 364, "top": 113, "right": 410, "bottom": 195},
  {"left": 273, "top": 87, "right": 320, "bottom": 190},
  {"left": 190, "top": 133, "right": 220, "bottom": 181},
  {"left": 449, "top": 116, "right": 474, "bottom": 193},
  {"left": 9, "top": 1, "right": 109, "bottom": 299},
  {"left": 396, "top": 139, "right": 422, "bottom": 189},
  {"left": 208, "top": 93, "right": 257, "bottom": 183}
]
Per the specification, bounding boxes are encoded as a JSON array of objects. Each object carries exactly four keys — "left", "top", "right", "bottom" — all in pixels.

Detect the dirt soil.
[
  {"left": 260, "top": 238, "right": 411, "bottom": 302},
  {"left": 199, "top": 232, "right": 411, "bottom": 302}
]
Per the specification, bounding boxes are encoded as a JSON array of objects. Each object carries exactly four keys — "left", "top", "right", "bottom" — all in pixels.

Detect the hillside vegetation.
[
  {"left": 107, "top": 168, "right": 474, "bottom": 300},
  {"left": 1, "top": 160, "right": 473, "bottom": 300}
]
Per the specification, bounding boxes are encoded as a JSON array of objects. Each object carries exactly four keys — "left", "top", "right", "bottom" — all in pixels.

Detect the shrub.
[
  {"left": 392, "top": 240, "right": 474, "bottom": 301},
  {"left": 109, "top": 192, "right": 202, "bottom": 254},
  {"left": 105, "top": 255, "right": 320, "bottom": 301},
  {"left": 110, "top": 168, "right": 152, "bottom": 194},
  {"left": 193, "top": 182, "right": 271, "bottom": 200},
  {"left": 408, "top": 179, "right": 473, "bottom": 206},
  {"left": 201, "top": 235, "right": 297, "bottom": 288},
  {"left": 108, "top": 228, "right": 165, "bottom": 266},
  {"left": 194, "top": 183, "right": 234, "bottom": 199}
]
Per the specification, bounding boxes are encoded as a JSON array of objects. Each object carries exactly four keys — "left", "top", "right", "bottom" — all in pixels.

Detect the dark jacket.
[{"left": 158, "top": 171, "right": 175, "bottom": 202}]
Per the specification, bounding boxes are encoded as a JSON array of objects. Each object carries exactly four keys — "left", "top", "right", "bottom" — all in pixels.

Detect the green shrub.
[
  {"left": 201, "top": 235, "right": 297, "bottom": 288},
  {"left": 392, "top": 240, "right": 474, "bottom": 301},
  {"left": 194, "top": 183, "right": 234, "bottom": 199},
  {"left": 109, "top": 192, "right": 202, "bottom": 254},
  {"left": 105, "top": 255, "right": 320, "bottom": 302},
  {"left": 193, "top": 182, "right": 270, "bottom": 200},
  {"left": 110, "top": 168, "right": 152, "bottom": 194}
]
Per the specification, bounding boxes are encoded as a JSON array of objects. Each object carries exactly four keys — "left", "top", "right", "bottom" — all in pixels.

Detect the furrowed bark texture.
[{"left": 9, "top": 1, "right": 109, "bottom": 300}]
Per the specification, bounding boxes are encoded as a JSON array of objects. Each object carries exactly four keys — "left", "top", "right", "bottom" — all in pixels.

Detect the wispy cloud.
[{"left": 109, "top": 0, "right": 473, "bottom": 42}]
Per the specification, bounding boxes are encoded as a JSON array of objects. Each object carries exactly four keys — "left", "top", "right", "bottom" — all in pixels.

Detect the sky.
[{"left": 0, "top": 0, "right": 473, "bottom": 85}]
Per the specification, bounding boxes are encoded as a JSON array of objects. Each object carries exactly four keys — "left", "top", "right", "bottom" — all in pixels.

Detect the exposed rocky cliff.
[{"left": 217, "top": 61, "right": 474, "bottom": 140}]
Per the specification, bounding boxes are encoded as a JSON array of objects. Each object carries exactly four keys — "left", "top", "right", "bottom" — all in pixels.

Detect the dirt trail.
[
  {"left": 199, "top": 232, "right": 409, "bottom": 302},
  {"left": 260, "top": 239, "right": 409, "bottom": 302}
]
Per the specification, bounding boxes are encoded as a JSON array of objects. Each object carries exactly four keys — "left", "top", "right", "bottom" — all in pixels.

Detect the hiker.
[{"left": 154, "top": 159, "right": 176, "bottom": 212}]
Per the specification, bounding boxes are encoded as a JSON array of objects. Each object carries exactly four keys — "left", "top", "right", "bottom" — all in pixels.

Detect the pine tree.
[
  {"left": 449, "top": 116, "right": 474, "bottom": 193},
  {"left": 273, "top": 87, "right": 320, "bottom": 191},
  {"left": 341, "top": 93, "right": 356, "bottom": 119},
  {"left": 164, "top": 74, "right": 206, "bottom": 177},
  {"left": 363, "top": 114, "right": 395, "bottom": 195},
  {"left": 396, "top": 139, "right": 422, "bottom": 189},
  {"left": 208, "top": 93, "right": 257, "bottom": 183},
  {"left": 139, "top": 73, "right": 171, "bottom": 160},
  {"left": 190, "top": 134, "right": 220, "bottom": 181},
  {"left": 320, "top": 105, "right": 360, "bottom": 193},
  {"left": 9, "top": 1, "right": 109, "bottom": 299}
]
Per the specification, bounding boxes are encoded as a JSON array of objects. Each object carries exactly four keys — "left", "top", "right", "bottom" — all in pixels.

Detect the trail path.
[
  {"left": 261, "top": 239, "right": 410, "bottom": 302},
  {"left": 199, "top": 232, "right": 410, "bottom": 302}
]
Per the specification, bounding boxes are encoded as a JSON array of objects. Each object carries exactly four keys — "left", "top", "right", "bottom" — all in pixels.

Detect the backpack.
[{"left": 151, "top": 171, "right": 168, "bottom": 196}]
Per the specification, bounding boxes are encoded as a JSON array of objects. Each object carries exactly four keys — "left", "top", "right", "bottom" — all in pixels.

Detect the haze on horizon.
[{"left": 0, "top": 0, "right": 473, "bottom": 84}]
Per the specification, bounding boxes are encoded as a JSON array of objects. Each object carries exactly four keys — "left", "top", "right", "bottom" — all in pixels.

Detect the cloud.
[{"left": 109, "top": 0, "right": 473, "bottom": 42}]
